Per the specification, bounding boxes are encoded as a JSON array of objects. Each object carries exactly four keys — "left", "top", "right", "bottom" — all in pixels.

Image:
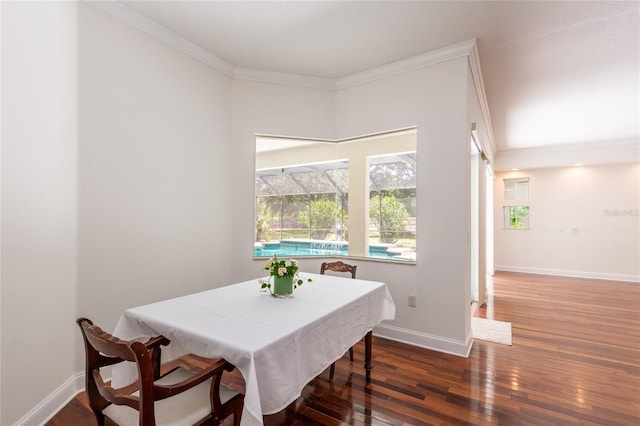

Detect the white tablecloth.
[{"left": 111, "top": 273, "right": 396, "bottom": 426}]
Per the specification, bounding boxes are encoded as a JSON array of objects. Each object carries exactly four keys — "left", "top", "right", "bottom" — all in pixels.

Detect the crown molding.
[
  {"left": 86, "top": 0, "right": 235, "bottom": 76},
  {"left": 467, "top": 41, "right": 498, "bottom": 156},
  {"left": 336, "top": 39, "right": 475, "bottom": 90},
  {"left": 232, "top": 67, "right": 337, "bottom": 91},
  {"left": 86, "top": 2, "right": 497, "bottom": 150},
  {"left": 87, "top": 3, "right": 481, "bottom": 92}
]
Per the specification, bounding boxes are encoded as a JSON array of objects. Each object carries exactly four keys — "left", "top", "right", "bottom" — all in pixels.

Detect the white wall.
[
  {"left": 238, "top": 60, "right": 479, "bottom": 355},
  {"left": 334, "top": 59, "right": 473, "bottom": 353},
  {"left": 1, "top": 2, "right": 78, "bottom": 424},
  {"left": 76, "top": 3, "right": 235, "bottom": 330},
  {"left": 229, "top": 79, "right": 337, "bottom": 273},
  {"left": 495, "top": 138, "right": 639, "bottom": 171},
  {"left": 0, "top": 3, "right": 488, "bottom": 421},
  {"left": 231, "top": 60, "right": 475, "bottom": 355},
  {"left": 1, "top": 3, "right": 239, "bottom": 423},
  {"left": 495, "top": 163, "right": 640, "bottom": 281}
]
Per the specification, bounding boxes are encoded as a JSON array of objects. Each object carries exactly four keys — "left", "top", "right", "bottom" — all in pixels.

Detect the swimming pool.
[{"left": 254, "top": 240, "right": 414, "bottom": 261}]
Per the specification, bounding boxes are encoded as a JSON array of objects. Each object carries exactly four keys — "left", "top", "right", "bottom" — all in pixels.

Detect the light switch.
[{"left": 408, "top": 295, "right": 416, "bottom": 307}]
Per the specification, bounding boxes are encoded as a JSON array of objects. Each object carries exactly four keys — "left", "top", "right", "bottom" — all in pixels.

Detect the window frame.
[
  {"left": 502, "top": 176, "right": 530, "bottom": 230},
  {"left": 254, "top": 128, "right": 417, "bottom": 263}
]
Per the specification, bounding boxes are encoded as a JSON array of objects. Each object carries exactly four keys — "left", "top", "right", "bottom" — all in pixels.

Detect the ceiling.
[{"left": 117, "top": 1, "right": 639, "bottom": 154}]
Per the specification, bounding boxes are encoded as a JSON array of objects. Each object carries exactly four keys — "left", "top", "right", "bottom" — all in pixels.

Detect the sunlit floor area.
[{"left": 48, "top": 271, "right": 640, "bottom": 425}]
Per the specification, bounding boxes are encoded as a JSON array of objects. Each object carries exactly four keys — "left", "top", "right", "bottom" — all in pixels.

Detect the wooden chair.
[
  {"left": 76, "top": 317, "right": 244, "bottom": 426},
  {"left": 320, "top": 260, "right": 357, "bottom": 279},
  {"left": 320, "top": 261, "right": 357, "bottom": 381}
]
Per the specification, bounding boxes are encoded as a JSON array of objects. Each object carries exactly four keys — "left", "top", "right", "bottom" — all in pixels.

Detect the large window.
[{"left": 254, "top": 129, "right": 417, "bottom": 262}]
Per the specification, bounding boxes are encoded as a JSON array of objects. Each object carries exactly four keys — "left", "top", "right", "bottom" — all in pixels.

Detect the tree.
[
  {"left": 369, "top": 194, "right": 409, "bottom": 243},
  {"left": 297, "top": 198, "right": 342, "bottom": 240}
]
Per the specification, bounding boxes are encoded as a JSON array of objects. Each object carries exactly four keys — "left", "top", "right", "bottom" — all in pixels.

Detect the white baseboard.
[
  {"left": 495, "top": 265, "right": 640, "bottom": 283},
  {"left": 20, "top": 327, "right": 475, "bottom": 425},
  {"left": 14, "top": 372, "right": 84, "bottom": 426},
  {"left": 374, "top": 323, "right": 473, "bottom": 358}
]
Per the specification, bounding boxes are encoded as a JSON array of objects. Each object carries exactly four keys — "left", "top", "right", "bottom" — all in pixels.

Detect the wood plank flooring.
[{"left": 47, "top": 272, "right": 640, "bottom": 425}]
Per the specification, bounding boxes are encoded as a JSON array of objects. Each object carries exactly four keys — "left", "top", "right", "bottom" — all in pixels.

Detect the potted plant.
[{"left": 259, "top": 257, "right": 311, "bottom": 297}]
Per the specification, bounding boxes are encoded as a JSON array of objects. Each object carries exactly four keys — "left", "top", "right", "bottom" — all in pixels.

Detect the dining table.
[{"left": 111, "top": 272, "right": 396, "bottom": 426}]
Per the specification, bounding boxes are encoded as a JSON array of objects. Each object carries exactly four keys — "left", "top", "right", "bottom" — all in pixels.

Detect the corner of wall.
[
  {"left": 375, "top": 324, "right": 472, "bottom": 358},
  {"left": 12, "top": 374, "right": 84, "bottom": 426}
]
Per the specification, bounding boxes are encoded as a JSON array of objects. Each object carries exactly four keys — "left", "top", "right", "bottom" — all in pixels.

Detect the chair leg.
[
  {"left": 92, "top": 410, "right": 106, "bottom": 426},
  {"left": 329, "top": 362, "right": 335, "bottom": 382},
  {"left": 349, "top": 346, "right": 354, "bottom": 361},
  {"left": 234, "top": 399, "right": 244, "bottom": 426}
]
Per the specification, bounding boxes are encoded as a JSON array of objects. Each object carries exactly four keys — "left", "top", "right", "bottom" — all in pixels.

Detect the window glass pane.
[
  {"left": 503, "top": 206, "right": 530, "bottom": 229},
  {"left": 260, "top": 173, "right": 305, "bottom": 196},
  {"left": 255, "top": 178, "right": 278, "bottom": 197},
  {"left": 368, "top": 152, "right": 416, "bottom": 261},
  {"left": 299, "top": 194, "right": 344, "bottom": 240},
  {"left": 324, "top": 167, "right": 349, "bottom": 194},
  {"left": 255, "top": 129, "right": 416, "bottom": 262},
  {"left": 370, "top": 154, "right": 416, "bottom": 190},
  {"left": 504, "top": 177, "right": 529, "bottom": 200},
  {"left": 289, "top": 170, "right": 336, "bottom": 194},
  {"left": 255, "top": 160, "right": 349, "bottom": 256}
]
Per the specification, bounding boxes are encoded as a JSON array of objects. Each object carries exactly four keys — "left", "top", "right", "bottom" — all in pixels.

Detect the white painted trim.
[
  {"left": 232, "top": 67, "right": 336, "bottom": 91},
  {"left": 374, "top": 324, "right": 473, "bottom": 358},
  {"left": 495, "top": 265, "right": 640, "bottom": 283},
  {"left": 0, "top": 2, "right": 3, "bottom": 421},
  {"left": 467, "top": 41, "right": 497, "bottom": 156},
  {"left": 84, "top": 2, "right": 484, "bottom": 97},
  {"left": 85, "top": 0, "right": 235, "bottom": 76},
  {"left": 14, "top": 372, "right": 84, "bottom": 426},
  {"left": 336, "top": 39, "right": 475, "bottom": 90}
]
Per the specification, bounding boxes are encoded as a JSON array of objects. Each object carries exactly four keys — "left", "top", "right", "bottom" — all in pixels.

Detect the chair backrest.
[
  {"left": 320, "top": 261, "right": 357, "bottom": 279},
  {"left": 76, "top": 317, "right": 169, "bottom": 425}
]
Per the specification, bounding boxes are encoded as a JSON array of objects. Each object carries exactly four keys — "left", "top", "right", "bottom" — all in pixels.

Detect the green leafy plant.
[
  {"left": 259, "top": 256, "right": 312, "bottom": 295},
  {"left": 369, "top": 194, "right": 410, "bottom": 243},
  {"left": 297, "top": 198, "right": 342, "bottom": 240}
]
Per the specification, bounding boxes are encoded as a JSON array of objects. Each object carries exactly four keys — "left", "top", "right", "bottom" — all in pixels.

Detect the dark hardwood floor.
[{"left": 47, "top": 271, "right": 640, "bottom": 425}]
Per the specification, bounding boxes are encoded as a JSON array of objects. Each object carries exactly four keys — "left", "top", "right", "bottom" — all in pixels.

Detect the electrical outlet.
[{"left": 408, "top": 295, "right": 416, "bottom": 307}]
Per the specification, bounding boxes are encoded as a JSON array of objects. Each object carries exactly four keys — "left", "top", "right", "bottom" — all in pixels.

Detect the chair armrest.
[
  {"left": 140, "top": 335, "right": 170, "bottom": 379},
  {"left": 92, "top": 371, "right": 141, "bottom": 410},
  {"left": 142, "top": 335, "right": 170, "bottom": 350},
  {"left": 152, "top": 358, "right": 235, "bottom": 400}
]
